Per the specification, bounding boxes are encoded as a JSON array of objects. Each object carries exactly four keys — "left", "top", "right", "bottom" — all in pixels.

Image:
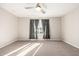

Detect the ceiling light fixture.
[{"left": 36, "top": 6, "right": 41, "bottom": 11}]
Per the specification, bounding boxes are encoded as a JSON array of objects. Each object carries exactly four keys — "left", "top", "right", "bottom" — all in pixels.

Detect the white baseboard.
[
  {"left": 18, "top": 39, "right": 62, "bottom": 42},
  {"left": 0, "top": 39, "right": 17, "bottom": 48},
  {"left": 63, "top": 40, "right": 79, "bottom": 49},
  {"left": 18, "top": 38, "right": 61, "bottom": 40}
]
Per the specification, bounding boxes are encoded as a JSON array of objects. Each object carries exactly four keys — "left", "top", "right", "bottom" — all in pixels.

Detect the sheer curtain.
[
  {"left": 29, "top": 19, "right": 50, "bottom": 39},
  {"left": 35, "top": 20, "right": 39, "bottom": 39}
]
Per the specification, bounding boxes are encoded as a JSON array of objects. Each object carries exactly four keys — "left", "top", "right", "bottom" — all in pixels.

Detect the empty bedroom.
[{"left": 0, "top": 3, "right": 79, "bottom": 56}]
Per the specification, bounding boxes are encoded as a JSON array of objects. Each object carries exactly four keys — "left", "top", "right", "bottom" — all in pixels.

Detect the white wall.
[
  {"left": 50, "top": 17, "right": 61, "bottom": 40},
  {"left": 18, "top": 17, "right": 61, "bottom": 40},
  {"left": 18, "top": 17, "right": 30, "bottom": 40},
  {"left": 0, "top": 8, "right": 18, "bottom": 48},
  {"left": 62, "top": 8, "right": 79, "bottom": 48}
]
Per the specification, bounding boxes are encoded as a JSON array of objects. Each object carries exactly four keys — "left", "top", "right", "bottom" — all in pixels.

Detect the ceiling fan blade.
[
  {"left": 25, "top": 7, "right": 34, "bottom": 9},
  {"left": 41, "top": 9, "right": 45, "bottom": 14},
  {"left": 36, "top": 3, "right": 41, "bottom": 8},
  {"left": 41, "top": 3, "right": 47, "bottom": 8}
]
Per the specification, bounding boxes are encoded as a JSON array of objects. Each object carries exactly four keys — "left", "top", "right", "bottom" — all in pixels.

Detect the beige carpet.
[{"left": 0, "top": 40, "right": 79, "bottom": 56}]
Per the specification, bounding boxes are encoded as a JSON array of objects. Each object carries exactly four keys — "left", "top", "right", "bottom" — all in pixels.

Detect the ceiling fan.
[{"left": 24, "top": 3, "right": 47, "bottom": 14}]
